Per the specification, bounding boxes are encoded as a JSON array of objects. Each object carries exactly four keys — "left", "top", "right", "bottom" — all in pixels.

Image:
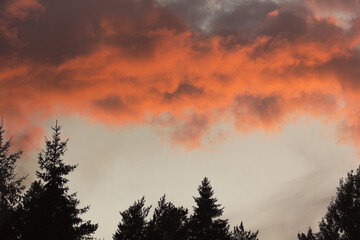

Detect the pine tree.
[
  {"left": 0, "top": 119, "right": 25, "bottom": 239},
  {"left": 189, "top": 177, "right": 230, "bottom": 240},
  {"left": 20, "top": 122, "right": 98, "bottom": 240},
  {"left": 231, "top": 222, "right": 259, "bottom": 240},
  {"left": 147, "top": 195, "right": 189, "bottom": 240},
  {"left": 113, "top": 196, "right": 151, "bottom": 240}
]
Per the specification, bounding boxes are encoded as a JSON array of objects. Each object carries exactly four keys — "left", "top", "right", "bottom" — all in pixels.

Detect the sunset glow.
[
  {"left": 1, "top": 0, "right": 360, "bottom": 239},
  {"left": 1, "top": 0, "right": 359, "bottom": 152}
]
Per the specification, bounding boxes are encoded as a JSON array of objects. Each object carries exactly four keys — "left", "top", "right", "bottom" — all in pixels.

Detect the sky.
[{"left": 1, "top": 0, "right": 360, "bottom": 239}]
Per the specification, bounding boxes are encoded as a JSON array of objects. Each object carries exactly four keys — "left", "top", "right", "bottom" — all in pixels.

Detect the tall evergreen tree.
[
  {"left": 0, "top": 119, "right": 26, "bottom": 239},
  {"left": 20, "top": 122, "right": 98, "bottom": 240},
  {"left": 147, "top": 195, "right": 189, "bottom": 240},
  {"left": 231, "top": 222, "right": 259, "bottom": 240},
  {"left": 113, "top": 196, "right": 151, "bottom": 240},
  {"left": 317, "top": 166, "right": 360, "bottom": 240},
  {"left": 189, "top": 177, "right": 230, "bottom": 240},
  {"left": 299, "top": 165, "right": 360, "bottom": 240}
]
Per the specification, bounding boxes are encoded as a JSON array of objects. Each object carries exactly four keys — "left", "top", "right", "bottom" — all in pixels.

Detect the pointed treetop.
[
  {"left": 0, "top": 119, "right": 25, "bottom": 208},
  {"left": 36, "top": 121, "right": 75, "bottom": 189}
]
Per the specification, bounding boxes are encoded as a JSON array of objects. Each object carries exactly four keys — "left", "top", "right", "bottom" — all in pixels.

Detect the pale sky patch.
[{"left": 14, "top": 115, "right": 357, "bottom": 240}]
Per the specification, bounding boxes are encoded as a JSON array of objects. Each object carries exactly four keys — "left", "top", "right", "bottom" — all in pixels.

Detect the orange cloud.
[{"left": 1, "top": 0, "right": 360, "bottom": 152}]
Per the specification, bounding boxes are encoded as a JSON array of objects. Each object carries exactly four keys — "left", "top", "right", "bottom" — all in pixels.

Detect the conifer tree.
[
  {"left": 231, "top": 222, "right": 259, "bottom": 240},
  {"left": 299, "top": 165, "right": 360, "bottom": 240},
  {"left": 317, "top": 166, "right": 360, "bottom": 240},
  {"left": 20, "top": 122, "right": 98, "bottom": 240},
  {"left": 113, "top": 196, "right": 151, "bottom": 240},
  {"left": 297, "top": 228, "right": 317, "bottom": 240},
  {"left": 0, "top": 120, "right": 25, "bottom": 239},
  {"left": 189, "top": 177, "right": 231, "bottom": 240},
  {"left": 147, "top": 195, "right": 189, "bottom": 240}
]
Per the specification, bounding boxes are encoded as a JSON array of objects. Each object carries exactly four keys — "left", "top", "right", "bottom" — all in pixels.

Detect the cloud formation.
[{"left": 1, "top": 0, "right": 360, "bottom": 152}]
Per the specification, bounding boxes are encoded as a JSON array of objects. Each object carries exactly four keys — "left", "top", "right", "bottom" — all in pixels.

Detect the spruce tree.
[
  {"left": 189, "top": 177, "right": 230, "bottom": 240},
  {"left": 147, "top": 195, "right": 189, "bottom": 240},
  {"left": 0, "top": 120, "right": 25, "bottom": 239},
  {"left": 20, "top": 122, "right": 98, "bottom": 240},
  {"left": 113, "top": 196, "right": 151, "bottom": 240},
  {"left": 231, "top": 222, "right": 259, "bottom": 240}
]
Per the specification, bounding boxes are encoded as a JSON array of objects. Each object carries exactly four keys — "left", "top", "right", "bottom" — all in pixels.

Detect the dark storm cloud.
[
  {"left": 210, "top": 0, "right": 279, "bottom": 37},
  {"left": 161, "top": 0, "right": 212, "bottom": 31},
  {"left": 0, "top": 0, "right": 187, "bottom": 63},
  {"left": 321, "top": 50, "right": 360, "bottom": 90},
  {"left": 256, "top": 5, "right": 309, "bottom": 39}
]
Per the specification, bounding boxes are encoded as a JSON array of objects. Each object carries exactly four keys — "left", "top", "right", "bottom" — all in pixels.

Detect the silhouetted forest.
[{"left": 0, "top": 121, "right": 360, "bottom": 240}]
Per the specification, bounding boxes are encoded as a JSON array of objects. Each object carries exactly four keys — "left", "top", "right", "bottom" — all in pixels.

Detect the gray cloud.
[
  {"left": 164, "top": 82, "right": 204, "bottom": 101},
  {"left": 172, "top": 113, "right": 209, "bottom": 148},
  {"left": 94, "top": 94, "right": 127, "bottom": 113},
  {"left": 234, "top": 94, "right": 283, "bottom": 125},
  {"left": 0, "top": 0, "right": 188, "bottom": 63}
]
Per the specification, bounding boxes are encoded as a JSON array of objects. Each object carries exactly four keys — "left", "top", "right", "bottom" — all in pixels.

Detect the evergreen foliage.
[
  {"left": 147, "top": 195, "right": 189, "bottom": 240},
  {"left": 297, "top": 228, "right": 317, "bottom": 240},
  {"left": 231, "top": 222, "right": 259, "bottom": 240},
  {"left": 0, "top": 120, "right": 25, "bottom": 239},
  {"left": 318, "top": 166, "right": 360, "bottom": 240},
  {"left": 113, "top": 178, "right": 258, "bottom": 240},
  {"left": 189, "top": 177, "right": 231, "bottom": 240},
  {"left": 299, "top": 165, "right": 360, "bottom": 240},
  {"left": 19, "top": 122, "right": 98, "bottom": 240},
  {"left": 113, "top": 196, "right": 151, "bottom": 240}
]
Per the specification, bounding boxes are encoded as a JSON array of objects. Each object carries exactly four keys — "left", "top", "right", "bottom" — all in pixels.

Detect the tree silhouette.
[
  {"left": 297, "top": 228, "right": 317, "bottom": 240},
  {"left": 147, "top": 195, "right": 189, "bottom": 240},
  {"left": 19, "top": 122, "right": 98, "bottom": 240},
  {"left": 189, "top": 177, "right": 231, "bottom": 240},
  {"left": 113, "top": 196, "right": 151, "bottom": 240},
  {"left": 299, "top": 165, "right": 360, "bottom": 240},
  {"left": 318, "top": 165, "right": 360, "bottom": 240},
  {"left": 231, "top": 222, "right": 259, "bottom": 240},
  {"left": 0, "top": 120, "right": 25, "bottom": 239}
]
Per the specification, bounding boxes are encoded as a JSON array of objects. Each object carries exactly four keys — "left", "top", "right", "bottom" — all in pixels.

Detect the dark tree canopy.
[
  {"left": 147, "top": 195, "right": 189, "bottom": 240},
  {"left": 20, "top": 122, "right": 98, "bottom": 240},
  {"left": 113, "top": 178, "right": 259, "bottom": 240},
  {"left": 231, "top": 222, "right": 259, "bottom": 240},
  {"left": 113, "top": 196, "right": 151, "bottom": 240},
  {"left": 189, "top": 177, "right": 231, "bottom": 240},
  {"left": 298, "top": 228, "right": 317, "bottom": 240},
  {"left": 318, "top": 166, "right": 360, "bottom": 240},
  {"left": 0, "top": 120, "right": 25, "bottom": 239},
  {"left": 299, "top": 165, "right": 360, "bottom": 240}
]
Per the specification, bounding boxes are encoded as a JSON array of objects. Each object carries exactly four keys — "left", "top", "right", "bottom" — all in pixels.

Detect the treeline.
[
  {"left": 0, "top": 121, "right": 360, "bottom": 240},
  {"left": 113, "top": 177, "right": 258, "bottom": 240}
]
